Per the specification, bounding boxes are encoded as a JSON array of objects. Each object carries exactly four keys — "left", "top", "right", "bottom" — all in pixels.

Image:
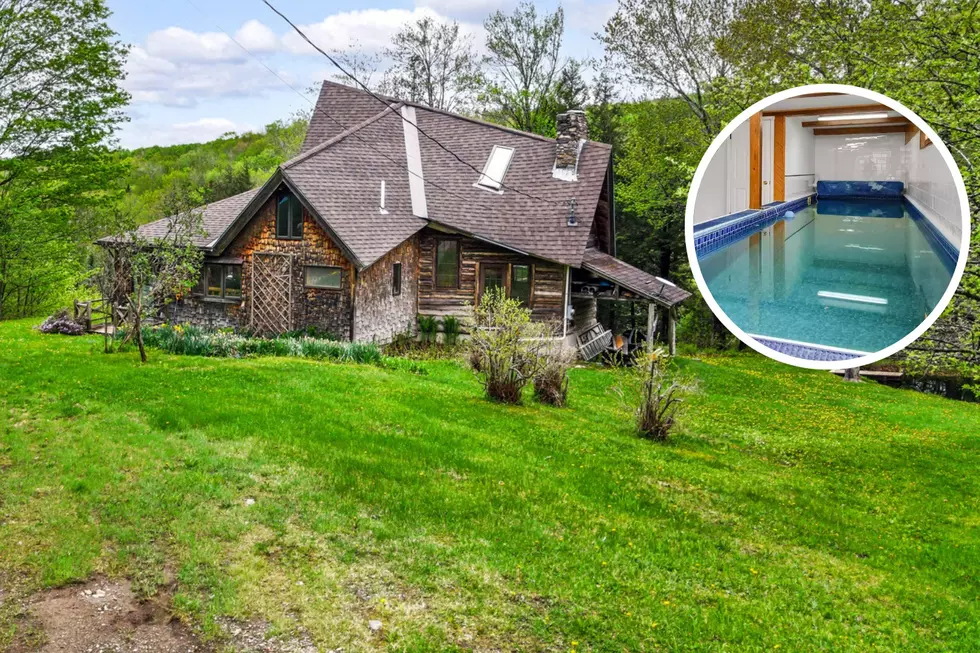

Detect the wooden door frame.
[
  {"left": 761, "top": 116, "right": 775, "bottom": 206},
  {"left": 478, "top": 263, "right": 507, "bottom": 303}
]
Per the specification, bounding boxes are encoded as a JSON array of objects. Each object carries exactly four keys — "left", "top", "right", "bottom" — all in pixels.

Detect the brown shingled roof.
[
  {"left": 116, "top": 82, "right": 675, "bottom": 289},
  {"left": 98, "top": 188, "right": 260, "bottom": 248},
  {"left": 582, "top": 248, "right": 692, "bottom": 307},
  {"left": 300, "top": 82, "right": 396, "bottom": 154}
]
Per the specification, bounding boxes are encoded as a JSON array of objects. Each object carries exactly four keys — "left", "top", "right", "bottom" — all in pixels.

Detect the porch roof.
[{"left": 581, "top": 248, "right": 691, "bottom": 308}]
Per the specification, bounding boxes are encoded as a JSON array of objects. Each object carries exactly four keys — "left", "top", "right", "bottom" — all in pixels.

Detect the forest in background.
[{"left": 0, "top": 0, "right": 976, "bottom": 386}]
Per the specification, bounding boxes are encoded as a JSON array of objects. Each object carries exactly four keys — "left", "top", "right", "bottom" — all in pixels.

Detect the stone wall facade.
[
  {"left": 353, "top": 235, "right": 419, "bottom": 344},
  {"left": 173, "top": 190, "right": 356, "bottom": 339}
]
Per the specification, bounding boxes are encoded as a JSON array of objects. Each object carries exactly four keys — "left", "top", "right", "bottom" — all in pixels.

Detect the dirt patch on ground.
[
  {"left": 7, "top": 576, "right": 204, "bottom": 653},
  {"left": 4, "top": 576, "right": 321, "bottom": 653}
]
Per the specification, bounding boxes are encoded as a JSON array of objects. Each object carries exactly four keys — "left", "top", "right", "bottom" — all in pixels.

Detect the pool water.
[{"left": 698, "top": 200, "right": 953, "bottom": 354}]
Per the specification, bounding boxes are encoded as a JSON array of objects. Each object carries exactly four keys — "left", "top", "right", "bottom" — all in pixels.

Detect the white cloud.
[
  {"left": 124, "top": 45, "right": 292, "bottom": 107},
  {"left": 235, "top": 19, "right": 280, "bottom": 52},
  {"left": 282, "top": 7, "right": 481, "bottom": 55},
  {"left": 144, "top": 20, "right": 279, "bottom": 63},
  {"left": 119, "top": 117, "right": 256, "bottom": 149},
  {"left": 414, "top": 0, "right": 514, "bottom": 20}
]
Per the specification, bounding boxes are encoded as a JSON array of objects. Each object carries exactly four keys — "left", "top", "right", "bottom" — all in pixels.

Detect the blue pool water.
[{"left": 698, "top": 200, "right": 954, "bottom": 354}]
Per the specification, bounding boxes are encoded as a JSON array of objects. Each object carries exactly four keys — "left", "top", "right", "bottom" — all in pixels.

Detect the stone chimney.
[{"left": 553, "top": 110, "right": 588, "bottom": 181}]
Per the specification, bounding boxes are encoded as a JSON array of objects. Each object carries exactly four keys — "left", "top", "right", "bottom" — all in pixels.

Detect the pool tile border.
[
  {"left": 750, "top": 334, "right": 865, "bottom": 363},
  {"left": 693, "top": 194, "right": 815, "bottom": 257},
  {"left": 904, "top": 199, "right": 959, "bottom": 275}
]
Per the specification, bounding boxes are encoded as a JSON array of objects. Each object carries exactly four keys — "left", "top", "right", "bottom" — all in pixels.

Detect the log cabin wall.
[{"left": 417, "top": 228, "right": 566, "bottom": 324}]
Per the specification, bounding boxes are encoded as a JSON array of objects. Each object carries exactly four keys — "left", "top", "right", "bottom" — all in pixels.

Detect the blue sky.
[{"left": 107, "top": 0, "right": 616, "bottom": 149}]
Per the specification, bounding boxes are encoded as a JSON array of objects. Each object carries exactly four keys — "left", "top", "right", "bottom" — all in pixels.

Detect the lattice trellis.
[{"left": 250, "top": 252, "right": 293, "bottom": 335}]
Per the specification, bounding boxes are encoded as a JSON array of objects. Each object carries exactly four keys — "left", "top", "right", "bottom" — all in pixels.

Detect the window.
[
  {"left": 305, "top": 265, "right": 342, "bottom": 289},
  {"left": 276, "top": 191, "right": 303, "bottom": 239},
  {"left": 199, "top": 264, "right": 241, "bottom": 301},
  {"left": 392, "top": 262, "right": 402, "bottom": 296},
  {"left": 511, "top": 264, "right": 531, "bottom": 306},
  {"left": 435, "top": 240, "right": 459, "bottom": 288},
  {"left": 476, "top": 145, "right": 515, "bottom": 190}
]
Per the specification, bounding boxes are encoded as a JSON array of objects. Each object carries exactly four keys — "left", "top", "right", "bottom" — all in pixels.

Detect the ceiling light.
[{"left": 817, "top": 112, "right": 889, "bottom": 121}]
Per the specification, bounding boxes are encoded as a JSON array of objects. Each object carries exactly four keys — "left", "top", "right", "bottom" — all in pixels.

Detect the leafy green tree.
[
  {"left": 614, "top": 99, "right": 703, "bottom": 282},
  {"left": 587, "top": 66, "right": 624, "bottom": 151},
  {"left": 482, "top": 2, "right": 567, "bottom": 134},
  {"left": 0, "top": 0, "right": 129, "bottom": 319},
  {"left": 601, "top": 0, "right": 737, "bottom": 137},
  {"left": 383, "top": 16, "right": 483, "bottom": 113}
]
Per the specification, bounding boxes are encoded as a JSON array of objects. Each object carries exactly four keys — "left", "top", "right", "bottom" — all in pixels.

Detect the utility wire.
[
  {"left": 182, "top": 0, "right": 480, "bottom": 210},
  {"left": 260, "top": 0, "right": 571, "bottom": 209}
]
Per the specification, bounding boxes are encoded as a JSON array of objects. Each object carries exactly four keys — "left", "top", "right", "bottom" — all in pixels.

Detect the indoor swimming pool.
[{"left": 697, "top": 199, "right": 955, "bottom": 356}]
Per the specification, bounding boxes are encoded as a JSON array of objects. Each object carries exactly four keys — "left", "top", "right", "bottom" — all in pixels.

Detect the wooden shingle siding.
[{"left": 417, "top": 229, "right": 565, "bottom": 323}]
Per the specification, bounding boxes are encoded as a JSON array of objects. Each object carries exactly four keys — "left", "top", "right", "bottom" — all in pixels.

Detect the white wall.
[
  {"left": 905, "top": 136, "right": 962, "bottom": 245},
  {"left": 814, "top": 133, "right": 906, "bottom": 182},
  {"left": 784, "top": 117, "right": 815, "bottom": 199},
  {"left": 693, "top": 138, "right": 729, "bottom": 224},
  {"left": 727, "top": 120, "right": 750, "bottom": 214}
]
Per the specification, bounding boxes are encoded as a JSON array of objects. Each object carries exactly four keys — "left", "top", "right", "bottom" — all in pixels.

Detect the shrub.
[
  {"left": 417, "top": 315, "right": 438, "bottom": 344},
  {"left": 38, "top": 310, "right": 85, "bottom": 336},
  {"left": 132, "top": 324, "right": 381, "bottom": 364},
  {"left": 533, "top": 345, "right": 575, "bottom": 407},
  {"left": 625, "top": 348, "right": 695, "bottom": 441},
  {"left": 468, "top": 288, "right": 555, "bottom": 404},
  {"left": 282, "top": 325, "right": 338, "bottom": 340},
  {"left": 441, "top": 315, "right": 460, "bottom": 346}
]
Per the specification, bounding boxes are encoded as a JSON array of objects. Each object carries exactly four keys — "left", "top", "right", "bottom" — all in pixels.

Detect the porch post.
[
  {"left": 646, "top": 302, "right": 658, "bottom": 353},
  {"left": 668, "top": 306, "right": 677, "bottom": 356}
]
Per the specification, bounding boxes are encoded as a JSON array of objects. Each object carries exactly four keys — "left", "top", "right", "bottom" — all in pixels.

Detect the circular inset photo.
[{"left": 685, "top": 84, "right": 970, "bottom": 369}]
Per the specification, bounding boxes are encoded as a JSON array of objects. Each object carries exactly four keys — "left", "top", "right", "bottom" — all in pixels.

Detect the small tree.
[
  {"left": 468, "top": 288, "right": 555, "bottom": 404},
  {"left": 99, "top": 188, "right": 205, "bottom": 363},
  {"left": 623, "top": 348, "right": 694, "bottom": 441}
]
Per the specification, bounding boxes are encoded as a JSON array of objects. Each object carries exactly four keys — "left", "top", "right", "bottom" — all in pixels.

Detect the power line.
[
  {"left": 260, "top": 0, "right": 570, "bottom": 209},
  {"left": 181, "top": 0, "right": 481, "bottom": 210}
]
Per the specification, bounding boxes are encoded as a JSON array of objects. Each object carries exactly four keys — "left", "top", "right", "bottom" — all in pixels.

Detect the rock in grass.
[{"left": 368, "top": 619, "right": 382, "bottom": 633}]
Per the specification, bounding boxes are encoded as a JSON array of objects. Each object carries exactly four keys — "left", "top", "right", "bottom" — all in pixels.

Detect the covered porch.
[{"left": 567, "top": 249, "right": 692, "bottom": 360}]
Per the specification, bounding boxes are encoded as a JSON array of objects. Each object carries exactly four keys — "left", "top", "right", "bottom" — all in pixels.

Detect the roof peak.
[
  {"left": 314, "top": 79, "right": 612, "bottom": 150},
  {"left": 283, "top": 101, "right": 403, "bottom": 169}
]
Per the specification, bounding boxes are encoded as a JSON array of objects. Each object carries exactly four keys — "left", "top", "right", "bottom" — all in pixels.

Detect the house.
[{"left": 104, "top": 81, "right": 690, "bottom": 354}]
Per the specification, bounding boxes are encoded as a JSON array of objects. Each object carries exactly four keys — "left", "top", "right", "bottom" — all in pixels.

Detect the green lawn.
[{"left": 0, "top": 319, "right": 978, "bottom": 651}]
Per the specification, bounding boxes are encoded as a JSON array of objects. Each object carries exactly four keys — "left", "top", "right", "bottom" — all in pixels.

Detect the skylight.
[{"left": 477, "top": 145, "right": 515, "bottom": 190}]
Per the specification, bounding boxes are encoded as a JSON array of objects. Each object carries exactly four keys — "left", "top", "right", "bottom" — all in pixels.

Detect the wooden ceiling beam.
[
  {"left": 801, "top": 116, "right": 907, "bottom": 128},
  {"left": 813, "top": 125, "right": 908, "bottom": 136},
  {"left": 762, "top": 103, "right": 889, "bottom": 117}
]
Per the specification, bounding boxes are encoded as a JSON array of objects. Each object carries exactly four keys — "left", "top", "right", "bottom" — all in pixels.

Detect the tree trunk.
[
  {"left": 844, "top": 367, "right": 861, "bottom": 382},
  {"left": 134, "top": 312, "right": 147, "bottom": 363}
]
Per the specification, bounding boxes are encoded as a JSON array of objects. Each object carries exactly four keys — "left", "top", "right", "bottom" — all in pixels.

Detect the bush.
[
  {"left": 442, "top": 315, "right": 460, "bottom": 346},
  {"left": 131, "top": 324, "right": 381, "bottom": 364},
  {"left": 625, "top": 348, "right": 695, "bottom": 441},
  {"left": 38, "top": 310, "right": 86, "bottom": 336},
  {"left": 468, "top": 288, "right": 555, "bottom": 404},
  {"left": 533, "top": 345, "right": 575, "bottom": 407},
  {"left": 417, "top": 315, "right": 438, "bottom": 344},
  {"left": 281, "top": 325, "right": 339, "bottom": 340}
]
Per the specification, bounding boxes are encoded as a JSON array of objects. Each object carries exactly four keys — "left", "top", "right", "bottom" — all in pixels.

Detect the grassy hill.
[{"left": 0, "top": 319, "right": 978, "bottom": 651}]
